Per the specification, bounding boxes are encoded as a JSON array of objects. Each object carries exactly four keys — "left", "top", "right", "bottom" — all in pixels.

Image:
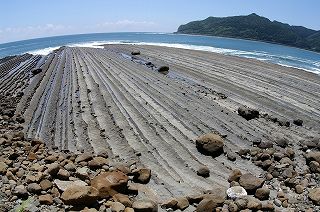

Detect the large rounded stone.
[
  {"left": 132, "top": 199, "right": 158, "bottom": 212},
  {"left": 305, "top": 151, "right": 320, "bottom": 163},
  {"left": 239, "top": 173, "right": 264, "bottom": 193},
  {"left": 228, "top": 169, "right": 242, "bottom": 182},
  {"left": 227, "top": 186, "right": 247, "bottom": 199},
  {"left": 308, "top": 188, "right": 320, "bottom": 205},
  {"left": 196, "top": 133, "right": 224, "bottom": 157},
  {"left": 133, "top": 168, "right": 151, "bottom": 184},
  {"left": 197, "top": 166, "right": 210, "bottom": 178},
  {"left": 91, "top": 171, "right": 129, "bottom": 198},
  {"left": 61, "top": 185, "right": 99, "bottom": 206},
  {"left": 238, "top": 106, "right": 259, "bottom": 120},
  {"left": 255, "top": 187, "right": 270, "bottom": 200}
]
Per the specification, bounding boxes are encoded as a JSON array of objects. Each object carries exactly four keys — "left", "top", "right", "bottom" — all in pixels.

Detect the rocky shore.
[{"left": 0, "top": 45, "right": 320, "bottom": 211}]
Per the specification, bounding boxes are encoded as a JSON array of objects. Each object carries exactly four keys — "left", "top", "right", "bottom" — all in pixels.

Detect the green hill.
[{"left": 176, "top": 13, "right": 320, "bottom": 52}]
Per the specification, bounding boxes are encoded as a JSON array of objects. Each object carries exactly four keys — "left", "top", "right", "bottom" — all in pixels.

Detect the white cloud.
[
  {"left": 94, "top": 20, "right": 157, "bottom": 32},
  {"left": 0, "top": 24, "right": 75, "bottom": 43},
  {"left": 0, "top": 20, "right": 159, "bottom": 43}
]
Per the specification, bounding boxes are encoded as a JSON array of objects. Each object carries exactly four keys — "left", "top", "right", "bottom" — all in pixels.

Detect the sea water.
[{"left": 0, "top": 32, "right": 319, "bottom": 74}]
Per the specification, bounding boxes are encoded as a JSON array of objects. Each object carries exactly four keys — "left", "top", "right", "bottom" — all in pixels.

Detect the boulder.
[
  {"left": 57, "top": 169, "right": 70, "bottom": 180},
  {"left": 31, "top": 68, "right": 42, "bottom": 76},
  {"left": 175, "top": 197, "right": 189, "bottom": 210},
  {"left": 110, "top": 202, "right": 126, "bottom": 212},
  {"left": 38, "top": 194, "right": 53, "bottom": 205},
  {"left": 13, "top": 185, "right": 28, "bottom": 198},
  {"left": 239, "top": 173, "right": 264, "bottom": 193},
  {"left": 113, "top": 193, "right": 132, "bottom": 207},
  {"left": 238, "top": 106, "right": 259, "bottom": 120},
  {"left": 228, "top": 169, "right": 242, "bottom": 182},
  {"left": 246, "top": 197, "right": 262, "bottom": 210},
  {"left": 54, "top": 179, "right": 87, "bottom": 192},
  {"left": 76, "top": 167, "right": 89, "bottom": 180},
  {"left": 75, "top": 153, "right": 93, "bottom": 163},
  {"left": 132, "top": 199, "right": 158, "bottom": 212},
  {"left": 255, "top": 187, "right": 270, "bottom": 200},
  {"left": 91, "top": 171, "right": 129, "bottom": 198},
  {"left": 308, "top": 188, "right": 320, "bottom": 205},
  {"left": 61, "top": 185, "right": 99, "bottom": 206},
  {"left": 196, "top": 195, "right": 225, "bottom": 212},
  {"left": 196, "top": 133, "right": 224, "bottom": 157},
  {"left": 40, "top": 179, "right": 53, "bottom": 190},
  {"left": 305, "top": 151, "right": 320, "bottom": 163},
  {"left": 27, "top": 183, "right": 42, "bottom": 194},
  {"left": 88, "top": 156, "right": 109, "bottom": 169},
  {"left": 0, "top": 162, "right": 8, "bottom": 175},
  {"left": 64, "top": 163, "right": 77, "bottom": 172},
  {"left": 293, "top": 119, "right": 303, "bottom": 126},
  {"left": 197, "top": 166, "right": 210, "bottom": 178},
  {"left": 46, "top": 162, "right": 60, "bottom": 176},
  {"left": 227, "top": 186, "right": 247, "bottom": 199},
  {"left": 157, "top": 66, "right": 169, "bottom": 75},
  {"left": 131, "top": 50, "right": 141, "bottom": 55},
  {"left": 161, "top": 199, "right": 178, "bottom": 209},
  {"left": 132, "top": 168, "right": 151, "bottom": 184},
  {"left": 275, "top": 138, "right": 289, "bottom": 148}
]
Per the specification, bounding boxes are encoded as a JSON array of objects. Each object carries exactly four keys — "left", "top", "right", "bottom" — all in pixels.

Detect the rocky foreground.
[{"left": 0, "top": 45, "right": 320, "bottom": 211}]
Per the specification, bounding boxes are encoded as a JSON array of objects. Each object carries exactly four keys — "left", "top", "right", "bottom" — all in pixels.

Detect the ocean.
[{"left": 0, "top": 32, "right": 319, "bottom": 74}]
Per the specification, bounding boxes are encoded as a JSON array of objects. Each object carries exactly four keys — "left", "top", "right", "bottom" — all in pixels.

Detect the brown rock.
[
  {"left": 197, "top": 166, "right": 210, "bottom": 178},
  {"left": 28, "top": 152, "right": 37, "bottom": 161},
  {"left": 40, "top": 179, "right": 53, "bottom": 190},
  {"left": 76, "top": 167, "right": 89, "bottom": 180},
  {"left": 196, "top": 191, "right": 226, "bottom": 212},
  {"left": 61, "top": 185, "right": 99, "bottom": 206},
  {"left": 133, "top": 168, "right": 151, "bottom": 184},
  {"left": 186, "top": 195, "right": 204, "bottom": 205},
  {"left": 246, "top": 197, "right": 262, "bottom": 210},
  {"left": 309, "top": 161, "right": 320, "bottom": 173},
  {"left": 113, "top": 193, "right": 132, "bottom": 207},
  {"left": 132, "top": 199, "right": 158, "bottom": 212},
  {"left": 0, "top": 162, "right": 8, "bottom": 175},
  {"left": 107, "top": 201, "right": 126, "bottom": 212},
  {"left": 308, "top": 188, "right": 320, "bottom": 205},
  {"left": 161, "top": 199, "right": 178, "bottom": 209},
  {"left": 64, "top": 162, "right": 77, "bottom": 172},
  {"left": 305, "top": 151, "right": 320, "bottom": 163},
  {"left": 255, "top": 187, "right": 270, "bottom": 200},
  {"left": 239, "top": 173, "right": 264, "bottom": 193},
  {"left": 57, "top": 169, "right": 70, "bottom": 180},
  {"left": 13, "top": 185, "right": 28, "bottom": 198},
  {"left": 54, "top": 179, "right": 87, "bottom": 192},
  {"left": 27, "top": 183, "right": 42, "bottom": 194},
  {"left": 88, "top": 156, "right": 109, "bottom": 169},
  {"left": 228, "top": 169, "right": 242, "bottom": 182},
  {"left": 295, "top": 185, "right": 304, "bottom": 194},
  {"left": 75, "top": 153, "right": 93, "bottom": 163},
  {"left": 44, "top": 155, "right": 58, "bottom": 164},
  {"left": 196, "top": 199, "right": 220, "bottom": 212},
  {"left": 176, "top": 197, "right": 189, "bottom": 210},
  {"left": 196, "top": 133, "right": 224, "bottom": 156},
  {"left": 91, "top": 171, "right": 129, "bottom": 198},
  {"left": 39, "top": 194, "right": 53, "bottom": 205},
  {"left": 261, "top": 201, "right": 274, "bottom": 211},
  {"left": 46, "top": 163, "right": 60, "bottom": 176}
]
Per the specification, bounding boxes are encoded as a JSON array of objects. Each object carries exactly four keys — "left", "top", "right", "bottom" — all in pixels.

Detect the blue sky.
[{"left": 0, "top": 0, "right": 319, "bottom": 43}]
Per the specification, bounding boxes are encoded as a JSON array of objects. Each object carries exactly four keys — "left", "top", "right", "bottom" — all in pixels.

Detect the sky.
[{"left": 0, "top": 0, "right": 319, "bottom": 44}]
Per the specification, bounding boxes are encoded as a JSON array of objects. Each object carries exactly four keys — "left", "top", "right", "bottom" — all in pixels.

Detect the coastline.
[{"left": 174, "top": 32, "right": 320, "bottom": 55}]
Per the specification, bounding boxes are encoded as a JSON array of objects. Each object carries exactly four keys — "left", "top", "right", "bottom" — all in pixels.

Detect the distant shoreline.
[{"left": 175, "top": 32, "right": 320, "bottom": 55}]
